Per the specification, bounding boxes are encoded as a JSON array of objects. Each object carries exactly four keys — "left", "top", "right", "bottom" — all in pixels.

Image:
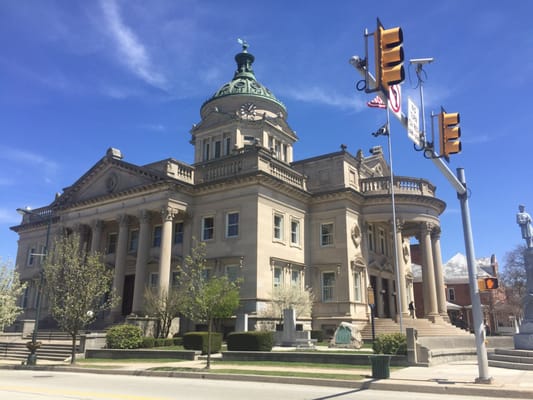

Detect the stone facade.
[{"left": 10, "top": 45, "right": 447, "bottom": 334}]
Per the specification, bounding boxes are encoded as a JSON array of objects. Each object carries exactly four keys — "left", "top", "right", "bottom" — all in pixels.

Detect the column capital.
[
  {"left": 139, "top": 209, "right": 152, "bottom": 225},
  {"left": 118, "top": 214, "right": 130, "bottom": 227},
  {"left": 161, "top": 207, "right": 177, "bottom": 222},
  {"left": 420, "top": 222, "right": 434, "bottom": 235},
  {"left": 431, "top": 226, "right": 442, "bottom": 240},
  {"left": 92, "top": 219, "right": 104, "bottom": 230}
]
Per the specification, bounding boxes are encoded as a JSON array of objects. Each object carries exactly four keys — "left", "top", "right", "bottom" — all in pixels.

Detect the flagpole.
[{"left": 385, "top": 99, "right": 404, "bottom": 333}]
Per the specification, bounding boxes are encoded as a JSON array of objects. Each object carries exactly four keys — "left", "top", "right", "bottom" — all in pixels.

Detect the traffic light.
[
  {"left": 478, "top": 277, "right": 499, "bottom": 291},
  {"left": 438, "top": 107, "right": 461, "bottom": 161},
  {"left": 374, "top": 18, "right": 405, "bottom": 92}
]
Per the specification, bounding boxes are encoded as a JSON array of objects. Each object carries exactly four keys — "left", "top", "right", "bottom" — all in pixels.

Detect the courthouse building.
[{"left": 11, "top": 44, "right": 448, "bottom": 335}]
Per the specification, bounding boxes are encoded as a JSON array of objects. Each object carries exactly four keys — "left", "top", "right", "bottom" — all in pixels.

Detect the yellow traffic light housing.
[
  {"left": 478, "top": 277, "right": 499, "bottom": 291},
  {"left": 374, "top": 19, "right": 405, "bottom": 92},
  {"left": 439, "top": 107, "right": 461, "bottom": 161}
]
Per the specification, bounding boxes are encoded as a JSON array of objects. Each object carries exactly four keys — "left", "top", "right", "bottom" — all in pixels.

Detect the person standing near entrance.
[{"left": 409, "top": 301, "right": 416, "bottom": 319}]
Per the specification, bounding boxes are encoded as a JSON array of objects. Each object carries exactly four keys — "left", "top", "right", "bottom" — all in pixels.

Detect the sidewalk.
[{"left": 1, "top": 358, "right": 532, "bottom": 399}]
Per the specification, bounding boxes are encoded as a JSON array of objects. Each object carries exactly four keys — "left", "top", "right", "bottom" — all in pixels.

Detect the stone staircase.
[
  {"left": 361, "top": 317, "right": 471, "bottom": 340},
  {"left": 0, "top": 331, "right": 79, "bottom": 363},
  {"left": 488, "top": 348, "right": 533, "bottom": 370}
]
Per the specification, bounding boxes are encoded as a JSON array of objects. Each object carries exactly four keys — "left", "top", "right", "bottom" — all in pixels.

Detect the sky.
[{"left": 1, "top": 0, "right": 532, "bottom": 270}]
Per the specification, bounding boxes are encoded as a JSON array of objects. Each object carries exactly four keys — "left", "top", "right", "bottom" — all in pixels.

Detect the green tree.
[
  {"left": 0, "top": 260, "right": 26, "bottom": 331},
  {"left": 178, "top": 240, "right": 241, "bottom": 369},
  {"left": 44, "top": 233, "right": 117, "bottom": 363},
  {"left": 143, "top": 287, "right": 182, "bottom": 338},
  {"left": 501, "top": 244, "right": 527, "bottom": 322}
]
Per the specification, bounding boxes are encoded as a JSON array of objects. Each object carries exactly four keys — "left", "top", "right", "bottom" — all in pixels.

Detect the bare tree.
[
  {"left": 44, "top": 233, "right": 117, "bottom": 363},
  {"left": 500, "top": 244, "right": 527, "bottom": 322},
  {"left": 0, "top": 260, "right": 26, "bottom": 331},
  {"left": 177, "top": 240, "right": 241, "bottom": 369},
  {"left": 143, "top": 287, "right": 182, "bottom": 338},
  {"left": 260, "top": 285, "right": 315, "bottom": 321}
]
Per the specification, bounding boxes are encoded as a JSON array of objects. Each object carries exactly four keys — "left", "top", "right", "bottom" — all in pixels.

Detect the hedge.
[
  {"left": 183, "top": 332, "right": 222, "bottom": 354},
  {"left": 226, "top": 331, "right": 273, "bottom": 351}
]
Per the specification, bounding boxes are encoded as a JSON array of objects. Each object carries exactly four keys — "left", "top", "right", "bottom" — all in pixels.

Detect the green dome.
[{"left": 203, "top": 43, "right": 286, "bottom": 111}]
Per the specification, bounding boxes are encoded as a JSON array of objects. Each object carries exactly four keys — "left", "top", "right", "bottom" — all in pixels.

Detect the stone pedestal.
[{"left": 514, "top": 248, "right": 533, "bottom": 350}]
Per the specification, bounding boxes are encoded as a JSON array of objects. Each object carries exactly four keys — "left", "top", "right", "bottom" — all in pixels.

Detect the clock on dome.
[{"left": 239, "top": 102, "right": 257, "bottom": 119}]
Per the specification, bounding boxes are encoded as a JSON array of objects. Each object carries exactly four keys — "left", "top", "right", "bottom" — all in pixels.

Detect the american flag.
[{"left": 367, "top": 95, "right": 386, "bottom": 109}]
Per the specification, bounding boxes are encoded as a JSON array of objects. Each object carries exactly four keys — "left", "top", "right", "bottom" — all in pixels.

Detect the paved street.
[{"left": 0, "top": 369, "right": 528, "bottom": 400}]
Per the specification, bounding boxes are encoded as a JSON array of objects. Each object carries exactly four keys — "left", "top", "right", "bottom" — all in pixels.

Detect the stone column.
[
  {"left": 132, "top": 210, "right": 152, "bottom": 315},
  {"left": 514, "top": 247, "right": 533, "bottom": 349},
  {"left": 421, "top": 223, "right": 439, "bottom": 320},
  {"left": 395, "top": 222, "right": 409, "bottom": 317},
  {"left": 158, "top": 207, "right": 176, "bottom": 297},
  {"left": 90, "top": 220, "right": 104, "bottom": 254},
  {"left": 431, "top": 227, "right": 448, "bottom": 317},
  {"left": 111, "top": 214, "right": 129, "bottom": 318}
]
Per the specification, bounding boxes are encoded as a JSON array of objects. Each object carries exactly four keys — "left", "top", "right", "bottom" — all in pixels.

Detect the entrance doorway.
[{"left": 122, "top": 275, "right": 135, "bottom": 315}]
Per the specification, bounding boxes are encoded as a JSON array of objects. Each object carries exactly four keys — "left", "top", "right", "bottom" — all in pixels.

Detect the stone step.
[
  {"left": 488, "top": 359, "right": 533, "bottom": 370},
  {"left": 488, "top": 353, "right": 533, "bottom": 364},
  {"left": 0, "top": 342, "right": 76, "bottom": 362}
]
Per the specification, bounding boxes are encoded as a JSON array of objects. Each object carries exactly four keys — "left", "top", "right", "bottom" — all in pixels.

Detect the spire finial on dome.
[{"left": 237, "top": 38, "right": 249, "bottom": 53}]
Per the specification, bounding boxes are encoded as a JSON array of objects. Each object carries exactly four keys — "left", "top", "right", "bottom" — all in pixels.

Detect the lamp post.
[{"left": 16, "top": 207, "right": 53, "bottom": 365}]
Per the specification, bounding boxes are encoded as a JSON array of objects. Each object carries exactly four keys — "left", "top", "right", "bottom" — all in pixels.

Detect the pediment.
[{"left": 56, "top": 157, "right": 164, "bottom": 207}]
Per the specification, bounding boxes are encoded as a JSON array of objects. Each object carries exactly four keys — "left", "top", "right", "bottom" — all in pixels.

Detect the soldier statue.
[{"left": 517, "top": 204, "right": 533, "bottom": 248}]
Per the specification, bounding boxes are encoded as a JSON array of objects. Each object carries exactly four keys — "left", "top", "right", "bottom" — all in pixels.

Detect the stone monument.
[
  {"left": 514, "top": 204, "right": 533, "bottom": 349},
  {"left": 329, "top": 322, "right": 363, "bottom": 349}
]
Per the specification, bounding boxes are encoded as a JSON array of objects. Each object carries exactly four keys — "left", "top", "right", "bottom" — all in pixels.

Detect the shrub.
[
  {"left": 141, "top": 337, "right": 155, "bottom": 348},
  {"left": 372, "top": 333, "right": 407, "bottom": 355},
  {"left": 172, "top": 337, "right": 183, "bottom": 346},
  {"left": 226, "top": 331, "right": 273, "bottom": 351},
  {"left": 310, "top": 330, "right": 324, "bottom": 343},
  {"left": 106, "top": 324, "right": 143, "bottom": 349},
  {"left": 153, "top": 338, "right": 166, "bottom": 347},
  {"left": 183, "top": 332, "right": 222, "bottom": 354}
]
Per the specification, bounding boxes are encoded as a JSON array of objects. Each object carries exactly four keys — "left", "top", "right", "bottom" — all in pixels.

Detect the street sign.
[
  {"left": 388, "top": 84, "right": 401, "bottom": 120},
  {"left": 407, "top": 97, "right": 421, "bottom": 146}
]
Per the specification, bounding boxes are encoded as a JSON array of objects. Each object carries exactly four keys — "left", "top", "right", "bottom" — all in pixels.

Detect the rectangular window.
[
  {"left": 379, "top": 228, "right": 386, "bottom": 255},
  {"left": 226, "top": 212, "right": 239, "bottom": 238},
  {"left": 214, "top": 140, "right": 221, "bottom": 158},
  {"left": 202, "top": 216, "right": 214, "bottom": 241},
  {"left": 322, "top": 272, "right": 335, "bottom": 302},
  {"left": 129, "top": 230, "right": 139, "bottom": 252},
  {"left": 150, "top": 273, "right": 159, "bottom": 288},
  {"left": 27, "top": 248, "right": 35, "bottom": 266},
  {"left": 291, "top": 270, "right": 300, "bottom": 287},
  {"left": 107, "top": 233, "right": 117, "bottom": 254},
  {"left": 448, "top": 287, "right": 456, "bottom": 302},
  {"left": 202, "top": 268, "right": 212, "bottom": 281},
  {"left": 22, "top": 286, "right": 29, "bottom": 308},
  {"left": 320, "top": 223, "right": 334, "bottom": 246},
  {"left": 354, "top": 270, "right": 363, "bottom": 302},
  {"left": 367, "top": 224, "right": 374, "bottom": 252},
  {"left": 291, "top": 219, "right": 300, "bottom": 245},
  {"left": 203, "top": 140, "right": 210, "bottom": 161},
  {"left": 226, "top": 265, "right": 239, "bottom": 282},
  {"left": 224, "top": 136, "right": 231, "bottom": 155},
  {"left": 174, "top": 222, "right": 184, "bottom": 244},
  {"left": 273, "top": 267, "right": 283, "bottom": 288},
  {"left": 282, "top": 144, "right": 288, "bottom": 162},
  {"left": 273, "top": 213, "right": 284, "bottom": 240},
  {"left": 153, "top": 226, "right": 162, "bottom": 247}
]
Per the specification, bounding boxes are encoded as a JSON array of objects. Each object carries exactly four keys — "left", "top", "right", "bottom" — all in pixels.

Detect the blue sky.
[{"left": 1, "top": 1, "right": 531, "bottom": 269}]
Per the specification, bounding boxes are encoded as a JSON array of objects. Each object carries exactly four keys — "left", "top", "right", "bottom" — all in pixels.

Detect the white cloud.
[
  {"left": 0, "top": 208, "right": 20, "bottom": 224},
  {"left": 100, "top": 0, "right": 167, "bottom": 90},
  {"left": 0, "top": 146, "right": 59, "bottom": 183},
  {"left": 282, "top": 86, "right": 365, "bottom": 111}
]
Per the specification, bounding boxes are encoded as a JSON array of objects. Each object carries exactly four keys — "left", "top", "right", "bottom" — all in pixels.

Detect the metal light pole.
[{"left": 16, "top": 207, "right": 53, "bottom": 365}]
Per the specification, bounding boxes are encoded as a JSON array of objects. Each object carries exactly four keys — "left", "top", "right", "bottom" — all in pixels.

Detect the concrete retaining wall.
[{"left": 86, "top": 349, "right": 198, "bottom": 360}]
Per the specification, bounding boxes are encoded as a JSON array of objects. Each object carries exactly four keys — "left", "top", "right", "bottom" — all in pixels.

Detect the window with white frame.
[
  {"left": 273, "top": 213, "right": 284, "bottom": 241},
  {"left": 202, "top": 216, "right": 214, "bottom": 241},
  {"left": 367, "top": 224, "right": 375, "bottom": 252},
  {"left": 107, "top": 233, "right": 117, "bottom": 254},
  {"left": 129, "top": 230, "right": 139, "bottom": 252},
  {"left": 354, "top": 269, "right": 364, "bottom": 302},
  {"left": 322, "top": 272, "right": 335, "bottom": 302},
  {"left": 174, "top": 222, "right": 184, "bottom": 244},
  {"left": 226, "top": 265, "right": 239, "bottom": 282},
  {"left": 290, "top": 219, "right": 300, "bottom": 245},
  {"left": 273, "top": 267, "right": 283, "bottom": 288},
  {"left": 320, "top": 223, "right": 334, "bottom": 246},
  {"left": 150, "top": 273, "right": 159, "bottom": 288},
  {"left": 447, "top": 287, "right": 456, "bottom": 302},
  {"left": 153, "top": 226, "right": 162, "bottom": 247},
  {"left": 226, "top": 212, "right": 239, "bottom": 238}
]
